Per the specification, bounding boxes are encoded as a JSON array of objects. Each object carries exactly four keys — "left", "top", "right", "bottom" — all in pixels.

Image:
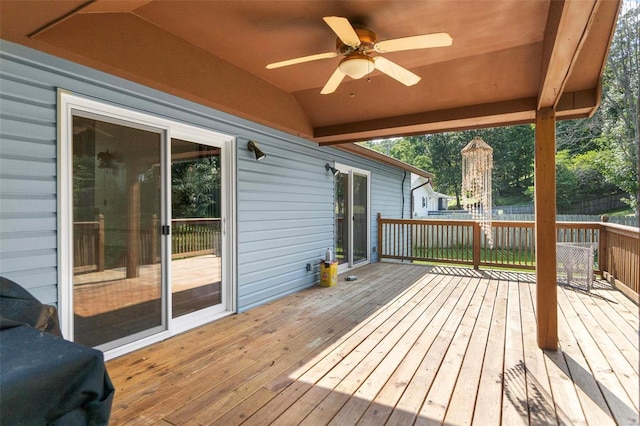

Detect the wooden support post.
[
  {"left": 377, "top": 213, "right": 382, "bottom": 262},
  {"left": 535, "top": 107, "right": 558, "bottom": 350},
  {"left": 151, "top": 214, "right": 160, "bottom": 264}
]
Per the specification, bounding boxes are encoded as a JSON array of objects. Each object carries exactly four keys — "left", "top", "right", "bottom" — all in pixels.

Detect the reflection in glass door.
[
  {"left": 352, "top": 173, "right": 368, "bottom": 264},
  {"left": 335, "top": 173, "right": 348, "bottom": 265},
  {"left": 72, "top": 116, "right": 163, "bottom": 349},
  {"left": 171, "top": 139, "right": 223, "bottom": 318},
  {"left": 334, "top": 165, "right": 370, "bottom": 269}
]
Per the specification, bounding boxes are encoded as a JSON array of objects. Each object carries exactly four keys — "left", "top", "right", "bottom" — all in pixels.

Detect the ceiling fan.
[{"left": 266, "top": 16, "right": 452, "bottom": 94}]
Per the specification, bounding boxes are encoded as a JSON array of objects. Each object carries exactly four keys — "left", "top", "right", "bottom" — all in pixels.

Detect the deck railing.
[
  {"left": 73, "top": 217, "right": 221, "bottom": 273},
  {"left": 171, "top": 218, "right": 221, "bottom": 259},
  {"left": 378, "top": 215, "right": 638, "bottom": 302},
  {"left": 73, "top": 214, "right": 105, "bottom": 273},
  {"left": 599, "top": 222, "right": 640, "bottom": 302}
]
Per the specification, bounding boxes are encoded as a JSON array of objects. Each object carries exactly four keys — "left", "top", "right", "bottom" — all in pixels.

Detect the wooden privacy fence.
[{"left": 377, "top": 215, "right": 638, "bottom": 302}]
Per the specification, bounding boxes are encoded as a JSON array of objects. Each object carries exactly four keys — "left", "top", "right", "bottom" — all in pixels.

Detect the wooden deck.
[{"left": 106, "top": 263, "right": 639, "bottom": 425}]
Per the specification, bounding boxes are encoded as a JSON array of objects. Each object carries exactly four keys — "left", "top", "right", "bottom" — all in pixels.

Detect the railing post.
[
  {"left": 126, "top": 181, "right": 140, "bottom": 278},
  {"left": 473, "top": 221, "right": 481, "bottom": 270},
  {"left": 96, "top": 213, "right": 105, "bottom": 272},
  {"left": 598, "top": 216, "right": 608, "bottom": 278},
  {"left": 152, "top": 214, "right": 160, "bottom": 264},
  {"left": 377, "top": 213, "right": 382, "bottom": 262}
]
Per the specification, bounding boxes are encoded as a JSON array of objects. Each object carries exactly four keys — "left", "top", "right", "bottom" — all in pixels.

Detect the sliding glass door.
[
  {"left": 170, "top": 138, "right": 223, "bottom": 319},
  {"left": 62, "top": 92, "right": 234, "bottom": 354},
  {"left": 72, "top": 116, "right": 164, "bottom": 348},
  {"left": 334, "top": 164, "right": 370, "bottom": 270}
]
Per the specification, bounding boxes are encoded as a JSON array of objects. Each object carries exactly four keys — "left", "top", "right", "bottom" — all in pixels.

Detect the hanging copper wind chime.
[{"left": 461, "top": 137, "right": 494, "bottom": 247}]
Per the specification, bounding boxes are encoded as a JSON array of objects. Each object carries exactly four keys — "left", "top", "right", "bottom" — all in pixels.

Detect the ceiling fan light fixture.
[
  {"left": 339, "top": 54, "right": 375, "bottom": 79},
  {"left": 266, "top": 16, "right": 453, "bottom": 94}
]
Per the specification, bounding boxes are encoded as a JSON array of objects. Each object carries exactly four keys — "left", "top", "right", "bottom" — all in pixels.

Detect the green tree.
[
  {"left": 556, "top": 111, "right": 604, "bottom": 155},
  {"left": 572, "top": 150, "right": 618, "bottom": 197},
  {"left": 472, "top": 126, "right": 534, "bottom": 200},
  {"left": 423, "top": 132, "right": 467, "bottom": 207},
  {"left": 389, "top": 136, "right": 431, "bottom": 171},
  {"left": 554, "top": 151, "right": 579, "bottom": 206},
  {"left": 599, "top": 3, "right": 639, "bottom": 215},
  {"left": 362, "top": 139, "right": 398, "bottom": 156},
  {"left": 172, "top": 157, "right": 220, "bottom": 218},
  {"left": 365, "top": 126, "right": 535, "bottom": 208}
]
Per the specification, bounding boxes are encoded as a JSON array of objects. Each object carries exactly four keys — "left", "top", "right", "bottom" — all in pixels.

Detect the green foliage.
[
  {"left": 363, "top": 139, "right": 396, "bottom": 155},
  {"left": 172, "top": 157, "right": 221, "bottom": 218},
  {"left": 598, "top": 3, "right": 639, "bottom": 213},
  {"left": 73, "top": 155, "right": 97, "bottom": 220},
  {"left": 554, "top": 151, "right": 579, "bottom": 205},
  {"left": 389, "top": 137, "right": 432, "bottom": 171},
  {"left": 422, "top": 133, "right": 467, "bottom": 207},
  {"left": 366, "top": 126, "right": 534, "bottom": 209},
  {"left": 572, "top": 150, "right": 617, "bottom": 196},
  {"left": 473, "top": 126, "right": 534, "bottom": 198},
  {"left": 556, "top": 113, "right": 604, "bottom": 155},
  {"left": 526, "top": 149, "right": 618, "bottom": 205}
]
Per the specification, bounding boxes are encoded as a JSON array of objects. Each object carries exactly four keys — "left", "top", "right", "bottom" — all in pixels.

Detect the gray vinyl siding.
[
  {"left": 0, "top": 56, "right": 58, "bottom": 304},
  {"left": 236, "top": 138, "right": 335, "bottom": 310},
  {"left": 0, "top": 40, "right": 411, "bottom": 313}
]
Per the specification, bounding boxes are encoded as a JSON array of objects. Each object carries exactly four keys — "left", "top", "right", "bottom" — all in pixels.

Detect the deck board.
[
  {"left": 565, "top": 285, "right": 638, "bottom": 404},
  {"left": 443, "top": 277, "right": 495, "bottom": 426},
  {"left": 105, "top": 263, "right": 640, "bottom": 425},
  {"left": 521, "top": 280, "right": 557, "bottom": 425},
  {"left": 471, "top": 276, "right": 509, "bottom": 426},
  {"left": 417, "top": 277, "right": 487, "bottom": 424},
  {"left": 558, "top": 282, "right": 638, "bottom": 424}
]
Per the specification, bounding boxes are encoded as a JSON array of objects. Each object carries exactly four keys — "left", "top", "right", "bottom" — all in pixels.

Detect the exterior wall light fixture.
[
  {"left": 325, "top": 163, "right": 340, "bottom": 176},
  {"left": 247, "top": 140, "right": 266, "bottom": 161}
]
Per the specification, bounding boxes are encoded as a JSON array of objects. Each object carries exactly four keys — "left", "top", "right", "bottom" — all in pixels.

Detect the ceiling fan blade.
[
  {"left": 323, "top": 16, "right": 361, "bottom": 48},
  {"left": 321, "top": 68, "right": 346, "bottom": 94},
  {"left": 374, "top": 32, "right": 452, "bottom": 53},
  {"left": 266, "top": 52, "right": 337, "bottom": 69},
  {"left": 373, "top": 57, "right": 421, "bottom": 86}
]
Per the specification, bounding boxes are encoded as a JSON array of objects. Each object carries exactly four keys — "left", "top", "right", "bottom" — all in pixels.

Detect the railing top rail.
[
  {"left": 378, "top": 217, "right": 602, "bottom": 229},
  {"left": 602, "top": 222, "right": 640, "bottom": 239},
  {"left": 172, "top": 218, "right": 221, "bottom": 223},
  {"left": 556, "top": 222, "right": 602, "bottom": 229},
  {"left": 379, "top": 218, "right": 475, "bottom": 226}
]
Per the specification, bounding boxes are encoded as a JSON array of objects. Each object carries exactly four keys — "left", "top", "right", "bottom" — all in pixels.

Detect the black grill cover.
[
  {"left": 0, "top": 277, "right": 114, "bottom": 425},
  {"left": 0, "top": 276, "right": 61, "bottom": 336}
]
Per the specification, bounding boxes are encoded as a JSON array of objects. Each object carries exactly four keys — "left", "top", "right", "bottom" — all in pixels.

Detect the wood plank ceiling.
[{"left": 0, "top": 0, "right": 621, "bottom": 145}]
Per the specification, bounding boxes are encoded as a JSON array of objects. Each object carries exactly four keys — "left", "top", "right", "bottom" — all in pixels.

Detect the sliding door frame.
[
  {"left": 334, "top": 163, "right": 371, "bottom": 273},
  {"left": 58, "top": 90, "right": 236, "bottom": 359}
]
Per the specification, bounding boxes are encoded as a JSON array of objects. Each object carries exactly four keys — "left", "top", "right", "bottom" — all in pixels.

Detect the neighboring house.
[
  {"left": 0, "top": 41, "right": 431, "bottom": 359},
  {"left": 411, "top": 174, "right": 454, "bottom": 217}
]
